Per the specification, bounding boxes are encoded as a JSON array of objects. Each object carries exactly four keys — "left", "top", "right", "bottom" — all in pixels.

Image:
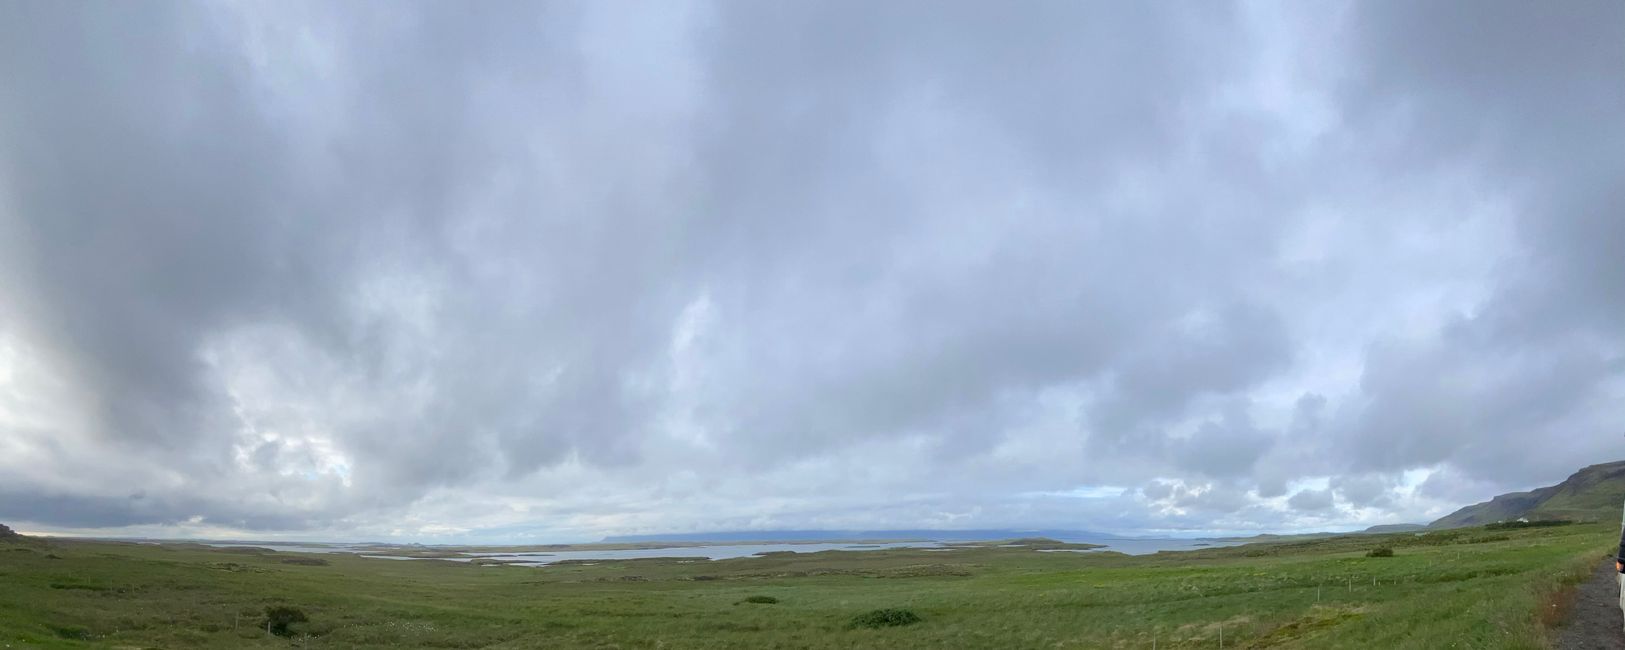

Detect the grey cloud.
[
  {"left": 686, "top": 1, "right": 1289, "bottom": 465},
  {"left": 1089, "top": 300, "right": 1293, "bottom": 455},
  {"left": 0, "top": 0, "right": 687, "bottom": 524},
  {"left": 1175, "top": 483, "right": 1253, "bottom": 515},
  {"left": 1327, "top": 0, "right": 1625, "bottom": 489},
  {"left": 1255, "top": 478, "right": 1289, "bottom": 500},
  {"left": 1417, "top": 466, "right": 1504, "bottom": 506},
  {"left": 0, "top": 1, "right": 1619, "bottom": 538},
  {"left": 1287, "top": 488, "right": 1334, "bottom": 512},
  {"left": 1171, "top": 403, "right": 1276, "bottom": 480},
  {"left": 1331, "top": 474, "right": 1395, "bottom": 509},
  {"left": 1141, "top": 481, "right": 1175, "bottom": 501}
]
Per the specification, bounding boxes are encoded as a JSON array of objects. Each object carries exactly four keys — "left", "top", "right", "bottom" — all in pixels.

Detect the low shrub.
[
  {"left": 850, "top": 608, "right": 921, "bottom": 629},
  {"left": 739, "top": 595, "right": 779, "bottom": 604},
  {"left": 264, "top": 605, "right": 309, "bottom": 637},
  {"left": 1366, "top": 547, "right": 1394, "bottom": 558},
  {"left": 48, "top": 582, "right": 108, "bottom": 591},
  {"left": 49, "top": 625, "right": 91, "bottom": 640},
  {"left": 1485, "top": 519, "right": 1573, "bottom": 530}
]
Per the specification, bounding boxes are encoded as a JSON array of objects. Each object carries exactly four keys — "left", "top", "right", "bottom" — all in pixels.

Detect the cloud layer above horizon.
[{"left": 1, "top": 1, "right": 1622, "bottom": 542}]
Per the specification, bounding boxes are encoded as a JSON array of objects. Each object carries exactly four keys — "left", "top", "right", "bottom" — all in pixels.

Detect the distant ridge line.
[
  {"left": 1428, "top": 460, "right": 1625, "bottom": 529},
  {"left": 602, "top": 529, "right": 1119, "bottom": 543}
]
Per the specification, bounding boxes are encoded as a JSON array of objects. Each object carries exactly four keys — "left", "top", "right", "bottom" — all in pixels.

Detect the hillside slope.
[{"left": 1431, "top": 460, "right": 1625, "bottom": 529}]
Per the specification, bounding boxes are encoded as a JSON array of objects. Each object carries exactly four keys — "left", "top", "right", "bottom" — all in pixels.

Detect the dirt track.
[{"left": 1555, "top": 559, "right": 1625, "bottom": 650}]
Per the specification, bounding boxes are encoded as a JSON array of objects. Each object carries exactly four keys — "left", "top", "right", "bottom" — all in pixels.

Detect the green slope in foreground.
[
  {"left": 0, "top": 522, "right": 1612, "bottom": 649},
  {"left": 1431, "top": 460, "right": 1625, "bottom": 529}
]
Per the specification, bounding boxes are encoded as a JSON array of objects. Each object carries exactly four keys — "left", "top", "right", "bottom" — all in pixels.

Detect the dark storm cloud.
[
  {"left": 0, "top": 0, "right": 683, "bottom": 525},
  {"left": 1331, "top": 474, "right": 1394, "bottom": 509},
  {"left": 1170, "top": 403, "right": 1277, "bottom": 480},
  {"left": 682, "top": 2, "right": 1307, "bottom": 468},
  {"left": 1330, "top": 0, "right": 1625, "bottom": 486},
  {"left": 0, "top": 0, "right": 1619, "bottom": 538},
  {"left": 1287, "top": 488, "right": 1333, "bottom": 513}
]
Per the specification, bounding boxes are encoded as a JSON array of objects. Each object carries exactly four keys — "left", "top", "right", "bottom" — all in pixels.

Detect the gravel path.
[{"left": 1556, "top": 559, "right": 1625, "bottom": 650}]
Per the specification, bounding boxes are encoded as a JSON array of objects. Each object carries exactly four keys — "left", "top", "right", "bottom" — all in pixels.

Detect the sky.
[{"left": 0, "top": 1, "right": 1622, "bottom": 544}]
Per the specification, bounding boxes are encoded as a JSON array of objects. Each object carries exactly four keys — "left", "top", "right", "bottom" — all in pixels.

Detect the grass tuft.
[{"left": 849, "top": 608, "right": 922, "bottom": 629}]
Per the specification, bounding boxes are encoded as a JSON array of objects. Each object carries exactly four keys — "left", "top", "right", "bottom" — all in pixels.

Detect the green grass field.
[{"left": 0, "top": 523, "right": 1612, "bottom": 649}]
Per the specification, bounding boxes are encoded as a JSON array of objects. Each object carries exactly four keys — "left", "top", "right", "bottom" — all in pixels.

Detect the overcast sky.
[{"left": 1, "top": 1, "right": 1621, "bottom": 543}]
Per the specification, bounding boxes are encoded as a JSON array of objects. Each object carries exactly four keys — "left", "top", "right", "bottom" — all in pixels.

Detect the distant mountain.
[
  {"left": 602, "top": 529, "right": 1118, "bottom": 543},
  {"left": 1430, "top": 460, "right": 1625, "bottom": 529},
  {"left": 1360, "top": 523, "right": 1426, "bottom": 534},
  {"left": 1214, "top": 524, "right": 1427, "bottom": 543}
]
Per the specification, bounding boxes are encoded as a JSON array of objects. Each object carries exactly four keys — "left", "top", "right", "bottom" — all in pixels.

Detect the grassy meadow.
[{"left": 0, "top": 522, "right": 1612, "bottom": 649}]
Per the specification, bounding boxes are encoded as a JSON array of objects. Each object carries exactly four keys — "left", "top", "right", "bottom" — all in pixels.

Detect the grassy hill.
[
  {"left": 0, "top": 520, "right": 1613, "bottom": 648},
  {"left": 1431, "top": 460, "right": 1625, "bottom": 529}
]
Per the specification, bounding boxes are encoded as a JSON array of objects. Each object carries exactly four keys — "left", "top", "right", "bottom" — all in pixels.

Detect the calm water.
[
  {"left": 202, "top": 542, "right": 362, "bottom": 554},
  {"left": 371, "top": 541, "right": 947, "bottom": 565},
  {"left": 202, "top": 537, "right": 1239, "bottom": 566},
  {"left": 1068, "top": 538, "right": 1237, "bottom": 554}
]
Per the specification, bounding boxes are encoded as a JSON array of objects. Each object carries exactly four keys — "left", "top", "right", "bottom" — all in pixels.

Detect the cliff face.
[{"left": 1430, "top": 460, "right": 1625, "bottom": 529}]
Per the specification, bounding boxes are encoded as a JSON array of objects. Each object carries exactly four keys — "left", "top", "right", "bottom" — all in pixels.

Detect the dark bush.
[
  {"left": 850, "top": 608, "right": 921, "bottom": 629},
  {"left": 49, "top": 582, "right": 108, "bottom": 591},
  {"left": 263, "top": 605, "right": 309, "bottom": 637},
  {"left": 739, "top": 595, "right": 779, "bottom": 604},
  {"left": 279, "top": 556, "right": 330, "bottom": 566},
  {"left": 49, "top": 625, "right": 91, "bottom": 640},
  {"left": 1366, "top": 547, "right": 1394, "bottom": 558},
  {"left": 1485, "top": 519, "right": 1573, "bottom": 530}
]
